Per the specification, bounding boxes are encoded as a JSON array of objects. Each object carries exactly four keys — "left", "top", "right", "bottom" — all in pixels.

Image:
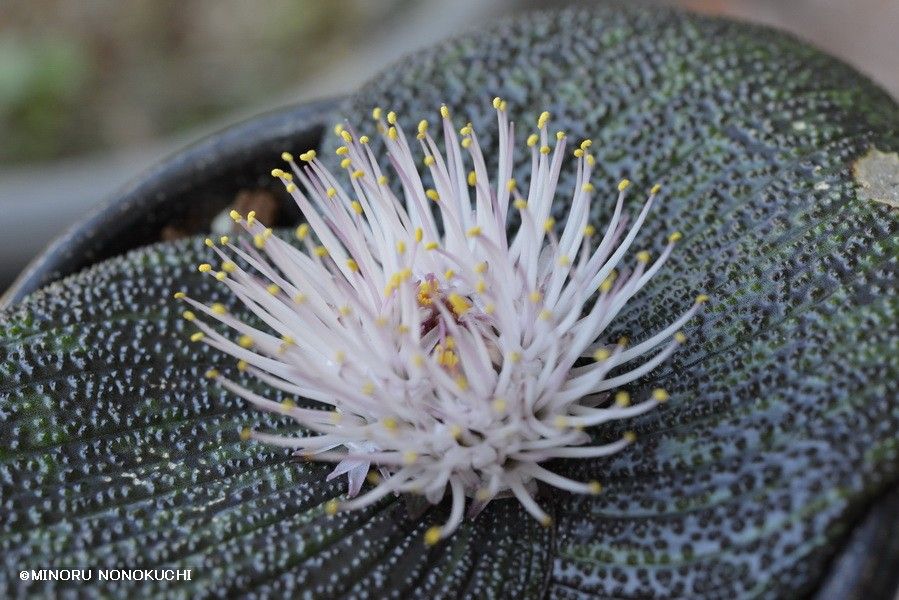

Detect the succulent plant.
[{"left": 1, "top": 4, "right": 897, "bottom": 598}]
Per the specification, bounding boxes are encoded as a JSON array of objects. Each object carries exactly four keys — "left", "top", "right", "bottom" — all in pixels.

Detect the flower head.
[{"left": 178, "top": 99, "right": 705, "bottom": 543}]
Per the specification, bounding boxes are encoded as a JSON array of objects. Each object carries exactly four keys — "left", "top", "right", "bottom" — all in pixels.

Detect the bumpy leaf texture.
[{"left": 1, "top": 4, "right": 898, "bottom": 599}]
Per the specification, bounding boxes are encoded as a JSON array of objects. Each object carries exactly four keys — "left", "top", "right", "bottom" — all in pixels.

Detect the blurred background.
[{"left": 1, "top": 0, "right": 897, "bottom": 291}]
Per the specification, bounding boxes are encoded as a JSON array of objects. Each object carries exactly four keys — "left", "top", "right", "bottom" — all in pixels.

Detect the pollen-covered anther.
[{"left": 189, "top": 100, "right": 705, "bottom": 540}]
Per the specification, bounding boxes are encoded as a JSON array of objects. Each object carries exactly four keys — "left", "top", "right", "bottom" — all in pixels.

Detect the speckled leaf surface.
[
  {"left": 321, "top": 4, "right": 899, "bottom": 598},
  {"left": 1, "top": 4, "right": 898, "bottom": 600},
  {"left": 0, "top": 238, "right": 552, "bottom": 599}
]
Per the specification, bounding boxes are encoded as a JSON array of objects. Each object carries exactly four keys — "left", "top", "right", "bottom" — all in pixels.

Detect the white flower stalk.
[{"left": 177, "top": 99, "right": 707, "bottom": 545}]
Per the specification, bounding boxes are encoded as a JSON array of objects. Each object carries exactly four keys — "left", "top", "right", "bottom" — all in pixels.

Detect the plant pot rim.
[{"left": 1, "top": 97, "right": 340, "bottom": 309}]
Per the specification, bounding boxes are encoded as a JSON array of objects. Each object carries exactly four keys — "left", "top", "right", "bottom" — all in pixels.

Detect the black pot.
[
  {"left": 2, "top": 97, "right": 897, "bottom": 599},
  {"left": 0, "top": 98, "right": 337, "bottom": 309}
]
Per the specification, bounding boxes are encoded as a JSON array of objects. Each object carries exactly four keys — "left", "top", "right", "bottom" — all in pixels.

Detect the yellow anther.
[
  {"left": 387, "top": 110, "right": 397, "bottom": 125},
  {"left": 417, "top": 119, "right": 429, "bottom": 134},
  {"left": 280, "top": 151, "right": 293, "bottom": 162},
  {"left": 301, "top": 150, "right": 317, "bottom": 162},
  {"left": 527, "top": 133, "right": 539, "bottom": 147},
  {"left": 424, "top": 155, "right": 435, "bottom": 166},
  {"left": 182, "top": 310, "right": 196, "bottom": 321},
  {"left": 696, "top": 294, "right": 710, "bottom": 304},
  {"left": 455, "top": 376, "right": 469, "bottom": 390},
  {"left": 492, "top": 397, "right": 507, "bottom": 413},
  {"left": 239, "top": 427, "right": 252, "bottom": 441},
  {"left": 425, "top": 189, "right": 440, "bottom": 201},
  {"left": 556, "top": 130, "right": 566, "bottom": 141},
  {"left": 372, "top": 107, "right": 382, "bottom": 120},
  {"left": 448, "top": 293, "right": 471, "bottom": 316},
  {"left": 580, "top": 139, "right": 593, "bottom": 150},
  {"left": 651, "top": 183, "right": 662, "bottom": 195},
  {"left": 474, "top": 262, "right": 487, "bottom": 274},
  {"left": 326, "top": 187, "right": 337, "bottom": 198},
  {"left": 424, "top": 526, "right": 442, "bottom": 546},
  {"left": 271, "top": 168, "right": 284, "bottom": 178},
  {"left": 204, "top": 368, "right": 219, "bottom": 379},
  {"left": 425, "top": 241, "right": 439, "bottom": 251},
  {"left": 543, "top": 217, "right": 555, "bottom": 233},
  {"left": 285, "top": 183, "right": 297, "bottom": 193},
  {"left": 352, "top": 169, "right": 365, "bottom": 179},
  {"left": 338, "top": 305, "right": 351, "bottom": 316},
  {"left": 599, "top": 270, "right": 617, "bottom": 293},
  {"left": 674, "top": 331, "right": 687, "bottom": 344},
  {"left": 198, "top": 263, "right": 212, "bottom": 273},
  {"left": 484, "top": 302, "right": 495, "bottom": 314},
  {"left": 211, "top": 303, "right": 227, "bottom": 315},
  {"left": 335, "top": 145, "right": 349, "bottom": 156},
  {"left": 229, "top": 209, "right": 242, "bottom": 222},
  {"left": 314, "top": 246, "right": 329, "bottom": 258},
  {"left": 443, "top": 268, "right": 455, "bottom": 280},
  {"left": 583, "top": 224, "right": 596, "bottom": 236},
  {"left": 529, "top": 290, "right": 542, "bottom": 304},
  {"left": 361, "top": 381, "right": 375, "bottom": 395},
  {"left": 554, "top": 415, "right": 568, "bottom": 428},
  {"left": 346, "top": 258, "right": 359, "bottom": 272},
  {"left": 204, "top": 238, "right": 214, "bottom": 248},
  {"left": 537, "top": 110, "right": 550, "bottom": 128},
  {"left": 509, "top": 351, "right": 521, "bottom": 363},
  {"left": 539, "top": 309, "right": 553, "bottom": 321},
  {"left": 334, "top": 350, "right": 346, "bottom": 364},
  {"left": 617, "top": 179, "right": 631, "bottom": 192},
  {"left": 582, "top": 182, "right": 595, "bottom": 193},
  {"left": 573, "top": 148, "right": 584, "bottom": 158},
  {"left": 280, "top": 399, "right": 296, "bottom": 412},
  {"left": 387, "top": 126, "right": 398, "bottom": 140},
  {"left": 293, "top": 293, "right": 307, "bottom": 304},
  {"left": 506, "top": 178, "right": 516, "bottom": 191},
  {"left": 237, "top": 359, "right": 248, "bottom": 372},
  {"left": 449, "top": 425, "right": 462, "bottom": 440},
  {"left": 586, "top": 154, "right": 596, "bottom": 166},
  {"left": 325, "top": 499, "right": 339, "bottom": 516},
  {"left": 461, "top": 138, "right": 472, "bottom": 148},
  {"left": 466, "top": 226, "right": 482, "bottom": 238},
  {"left": 615, "top": 391, "right": 631, "bottom": 407},
  {"left": 190, "top": 332, "right": 204, "bottom": 342},
  {"left": 414, "top": 227, "right": 423, "bottom": 242},
  {"left": 238, "top": 334, "right": 254, "bottom": 348},
  {"left": 351, "top": 201, "right": 363, "bottom": 214},
  {"left": 636, "top": 250, "right": 651, "bottom": 264},
  {"left": 246, "top": 210, "right": 257, "bottom": 225},
  {"left": 215, "top": 271, "right": 227, "bottom": 281},
  {"left": 593, "top": 348, "right": 611, "bottom": 361},
  {"left": 340, "top": 130, "right": 352, "bottom": 143},
  {"left": 618, "top": 336, "right": 629, "bottom": 347},
  {"left": 499, "top": 100, "right": 508, "bottom": 111},
  {"left": 539, "top": 145, "right": 551, "bottom": 155},
  {"left": 383, "top": 417, "right": 398, "bottom": 431},
  {"left": 492, "top": 97, "right": 503, "bottom": 109},
  {"left": 467, "top": 170, "right": 477, "bottom": 186},
  {"left": 411, "top": 353, "right": 425, "bottom": 367},
  {"left": 366, "top": 471, "right": 381, "bottom": 484},
  {"left": 173, "top": 291, "right": 186, "bottom": 299},
  {"left": 514, "top": 199, "right": 528, "bottom": 210},
  {"left": 652, "top": 388, "right": 670, "bottom": 402},
  {"left": 439, "top": 105, "right": 450, "bottom": 119},
  {"left": 624, "top": 431, "right": 637, "bottom": 443},
  {"left": 377, "top": 175, "right": 388, "bottom": 185},
  {"left": 340, "top": 158, "right": 352, "bottom": 169},
  {"left": 403, "top": 450, "right": 418, "bottom": 464},
  {"left": 459, "top": 124, "right": 472, "bottom": 136},
  {"left": 588, "top": 481, "right": 602, "bottom": 495},
  {"left": 557, "top": 255, "right": 571, "bottom": 267},
  {"left": 359, "top": 135, "right": 369, "bottom": 144},
  {"left": 253, "top": 234, "right": 266, "bottom": 249},
  {"left": 334, "top": 124, "right": 344, "bottom": 135},
  {"left": 475, "top": 279, "right": 487, "bottom": 294},
  {"left": 396, "top": 240, "right": 407, "bottom": 254},
  {"left": 221, "top": 261, "right": 236, "bottom": 273}
]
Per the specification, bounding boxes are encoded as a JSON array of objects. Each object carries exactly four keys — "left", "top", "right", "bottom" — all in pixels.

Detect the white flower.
[{"left": 177, "top": 99, "right": 706, "bottom": 545}]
